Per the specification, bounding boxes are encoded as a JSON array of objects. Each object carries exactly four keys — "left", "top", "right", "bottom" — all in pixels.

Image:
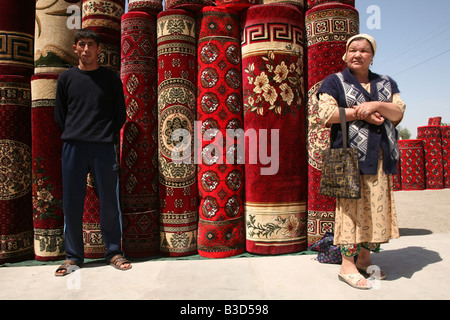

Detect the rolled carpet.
[
  {"left": 305, "top": 2, "right": 359, "bottom": 245},
  {"left": 0, "top": 75, "right": 34, "bottom": 264},
  {"left": 120, "top": 11, "right": 160, "bottom": 257},
  {"left": 34, "top": 0, "right": 81, "bottom": 74},
  {"left": 31, "top": 73, "right": 65, "bottom": 261},
  {"left": 196, "top": 6, "right": 245, "bottom": 258},
  {"left": 157, "top": 9, "right": 198, "bottom": 256},
  {"left": 241, "top": 3, "right": 307, "bottom": 255},
  {"left": 0, "top": 0, "right": 35, "bottom": 78}
]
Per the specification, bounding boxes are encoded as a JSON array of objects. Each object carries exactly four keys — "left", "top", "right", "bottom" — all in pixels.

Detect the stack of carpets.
[
  {"left": 157, "top": 9, "right": 198, "bottom": 256},
  {"left": 196, "top": 6, "right": 245, "bottom": 258},
  {"left": 305, "top": 2, "right": 358, "bottom": 245},
  {"left": 32, "top": 0, "right": 82, "bottom": 261},
  {"left": 119, "top": 6, "right": 161, "bottom": 258},
  {"left": 440, "top": 126, "right": 450, "bottom": 188},
  {"left": 417, "top": 126, "right": 444, "bottom": 189},
  {"left": 398, "top": 139, "right": 425, "bottom": 191},
  {"left": 241, "top": 3, "right": 307, "bottom": 255},
  {"left": 81, "top": 0, "right": 125, "bottom": 258},
  {"left": 0, "top": 0, "right": 35, "bottom": 264}
]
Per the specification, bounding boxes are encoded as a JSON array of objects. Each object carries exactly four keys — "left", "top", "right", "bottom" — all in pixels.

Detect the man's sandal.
[
  {"left": 55, "top": 259, "right": 80, "bottom": 277},
  {"left": 338, "top": 273, "right": 372, "bottom": 290},
  {"left": 109, "top": 254, "right": 132, "bottom": 271}
]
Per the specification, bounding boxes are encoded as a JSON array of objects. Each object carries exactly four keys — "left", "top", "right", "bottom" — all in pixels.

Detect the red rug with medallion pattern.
[{"left": 196, "top": 6, "right": 245, "bottom": 258}]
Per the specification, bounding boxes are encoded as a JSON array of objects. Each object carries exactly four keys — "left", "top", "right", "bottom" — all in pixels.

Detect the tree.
[{"left": 397, "top": 126, "right": 411, "bottom": 140}]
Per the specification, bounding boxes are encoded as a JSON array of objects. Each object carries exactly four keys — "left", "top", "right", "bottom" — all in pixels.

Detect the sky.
[
  {"left": 126, "top": 0, "right": 450, "bottom": 137},
  {"left": 356, "top": 0, "right": 450, "bottom": 137}
]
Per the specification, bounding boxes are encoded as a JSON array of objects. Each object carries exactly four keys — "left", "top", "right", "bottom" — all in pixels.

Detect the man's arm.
[{"left": 54, "top": 78, "right": 68, "bottom": 132}]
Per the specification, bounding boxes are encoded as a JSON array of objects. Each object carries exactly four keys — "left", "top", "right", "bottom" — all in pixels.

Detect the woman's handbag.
[{"left": 319, "top": 107, "right": 361, "bottom": 199}]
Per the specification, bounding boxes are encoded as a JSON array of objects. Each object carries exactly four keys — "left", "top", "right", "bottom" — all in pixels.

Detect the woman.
[{"left": 317, "top": 34, "right": 405, "bottom": 289}]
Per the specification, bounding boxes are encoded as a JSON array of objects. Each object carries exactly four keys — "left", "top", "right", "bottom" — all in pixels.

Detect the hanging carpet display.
[
  {"left": 196, "top": 6, "right": 245, "bottom": 258},
  {"left": 398, "top": 139, "right": 425, "bottom": 191},
  {"left": 120, "top": 11, "right": 160, "bottom": 257},
  {"left": 305, "top": 2, "right": 359, "bottom": 245},
  {"left": 0, "top": 75, "right": 34, "bottom": 264},
  {"left": 157, "top": 9, "right": 198, "bottom": 256},
  {"left": 417, "top": 126, "right": 444, "bottom": 190},
  {"left": 31, "top": 73, "right": 65, "bottom": 261},
  {"left": 241, "top": 3, "right": 307, "bottom": 255}
]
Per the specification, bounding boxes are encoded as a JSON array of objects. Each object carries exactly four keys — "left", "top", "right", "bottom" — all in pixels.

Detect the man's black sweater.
[{"left": 55, "top": 66, "right": 126, "bottom": 144}]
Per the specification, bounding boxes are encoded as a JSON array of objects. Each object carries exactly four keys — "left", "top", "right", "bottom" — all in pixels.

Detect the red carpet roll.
[
  {"left": 31, "top": 73, "right": 65, "bottom": 261},
  {"left": 440, "top": 126, "right": 450, "bottom": 188},
  {"left": 0, "top": 75, "right": 34, "bottom": 264},
  {"left": 306, "top": 0, "right": 355, "bottom": 10},
  {"left": 157, "top": 9, "right": 198, "bottom": 256},
  {"left": 120, "top": 11, "right": 160, "bottom": 257},
  {"left": 82, "top": 0, "right": 125, "bottom": 39},
  {"left": 215, "top": 0, "right": 258, "bottom": 11},
  {"left": 241, "top": 4, "right": 307, "bottom": 255},
  {"left": 398, "top": 139, "right": 425, "bottom": 191},
  {"left": 80, "top": 0, "right": 123, "bottom": 258},
  {"left": 165, "top": 0, "right": 214, "bottom": 12},
  {"left": 0, "top": 0, "right": 35, "bottom": 78},
  {"left": 305, "top": 2, "right": 358, "bottom": 245},
  {"left": 261, "top": 0, "right": 304, "bottom": 10},
  {"left": 417, "top": 126, "right": 444, "bottom": 189},
  {"left": 196, "top": 6, "right": 245, "bottom": 258},
  {"left": 128, "top": 0, "right": 163, "bottom": 14}
]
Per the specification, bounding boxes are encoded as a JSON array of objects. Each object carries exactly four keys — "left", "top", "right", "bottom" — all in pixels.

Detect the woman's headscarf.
[{"left": 342, "top": 34, "right": 377, "bottom": 61}]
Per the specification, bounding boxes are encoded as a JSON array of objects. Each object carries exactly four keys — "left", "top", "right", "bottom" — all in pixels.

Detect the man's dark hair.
[{"left": 74, "top": 28, "right": 101, "bottom": 45}]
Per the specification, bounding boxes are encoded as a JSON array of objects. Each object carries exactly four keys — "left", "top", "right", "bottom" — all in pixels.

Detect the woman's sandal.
[
  {"left": 338, "top": 273, "right": 372, "bottom": 290},
  {"left": 109, "top": 254, "right": 132, "bottom": 271},
  {"left": 54, "top": 259, "right": 80, "bottom": 277},
  {"left": 357, "top": 265, "right": 386, "bottom": 280}
]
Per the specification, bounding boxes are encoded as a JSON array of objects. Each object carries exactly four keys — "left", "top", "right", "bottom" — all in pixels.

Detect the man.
[{"left": 54, "top": 29, "right": 130, "bottom": 275}]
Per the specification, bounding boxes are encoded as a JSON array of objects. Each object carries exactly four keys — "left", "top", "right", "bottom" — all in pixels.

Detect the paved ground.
[{"left": 1, "top": 189, "right": 449, "bottom": 301}]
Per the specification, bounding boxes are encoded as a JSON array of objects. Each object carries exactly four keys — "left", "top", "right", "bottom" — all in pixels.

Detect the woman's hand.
[
  {"left": 366, "top": 111, "right": 385, "bottom": 125},
  {"left": 354, "top": 102, "right": 378, "bottom": 120}
]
